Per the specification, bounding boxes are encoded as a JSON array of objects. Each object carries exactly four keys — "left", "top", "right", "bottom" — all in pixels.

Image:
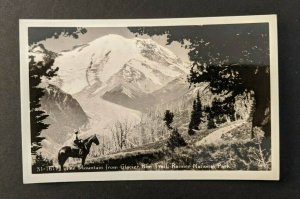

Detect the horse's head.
[
  {"left": 92, "top": 134, "right": 100, "bottom": 145},
  {"left": 83, "top": 134, "right": 100, "bottom": 148}
]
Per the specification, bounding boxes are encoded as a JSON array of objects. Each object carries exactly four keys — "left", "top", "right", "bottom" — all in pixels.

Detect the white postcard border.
[{"left": 20, "top": 15, "right": 279, "bottom": 183}]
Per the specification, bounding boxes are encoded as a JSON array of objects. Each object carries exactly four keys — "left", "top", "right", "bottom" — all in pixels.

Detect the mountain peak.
[
  {"left": 96, "top": 34, "right": 127, "bottom": 40},
  {"left": 29, "top": 43, "right": 47, "bottom": 53},
  {"left": 88, "top": 34, "right": 133, "bottom": 46},
  {"left": 53, "top": 34, "right": 189, "bottom": 94},
  {"left": 29, "top": 43, "right": 58, "bottom": 62}
]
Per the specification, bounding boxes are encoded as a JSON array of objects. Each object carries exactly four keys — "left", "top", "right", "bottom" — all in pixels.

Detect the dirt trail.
[{"left": 195, "top": 120, "right": 246, "bottom": 146}]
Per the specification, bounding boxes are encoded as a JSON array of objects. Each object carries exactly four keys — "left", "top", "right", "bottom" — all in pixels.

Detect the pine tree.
[
  {"left": 188, "top": 100, "right": 197, "bottom": 135},
  {"left": 162, "top": 110, "right": 186, "bottom": 150},
  {"left": 207, "top": 110, "right": 216, "bottom": 129},
  {"left": 188, "top": 92, "right": 203, "bottom": 135},
  {"left": 167, "top": 128, "right": 187, "bottom": 150},
  {"left": 29, "top": 57, "right": 58, "bottom": 154},
  {"left": 163, "top": 110, "right": 174, "bottom": 130},
  {"left": 206, "top": 100, "right": 233, "bottom": 129}
]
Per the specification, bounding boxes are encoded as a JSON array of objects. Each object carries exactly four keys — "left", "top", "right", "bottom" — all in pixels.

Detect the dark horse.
[{"left": 58, "top": 134, "right": 99, "bottom": 171}]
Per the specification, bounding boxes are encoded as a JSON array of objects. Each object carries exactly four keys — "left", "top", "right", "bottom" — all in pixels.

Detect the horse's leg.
[
  {"left": 82, "top": 155, "right": 86, "bottom": 167},
  {"left": 59, "top": 157, "right": 67, "bottom": 172},
  {"left": 58, "top": 155, "right": 67, "bottom": 172},
  {"left": 60, "top": 164, "right": 64, "bottom": 172}
]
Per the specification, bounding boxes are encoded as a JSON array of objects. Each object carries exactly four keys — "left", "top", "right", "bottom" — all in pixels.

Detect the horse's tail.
[
  {"left": 58, "top": 149, "right": 65, "bottom": 165},
  {"left": 58, "top": 146, "right": 70, "bottom": 171}
]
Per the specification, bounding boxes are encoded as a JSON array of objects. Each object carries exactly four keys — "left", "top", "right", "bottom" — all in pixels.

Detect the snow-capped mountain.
[
  {"left": 29, "top": 35, "right": 192, "bottom": 157},
  {"left": 53, "top": 34, "right": 190, "bottom": 96},
  {"left": 36, "top": 34, "right": 191, "bottom": 155}
]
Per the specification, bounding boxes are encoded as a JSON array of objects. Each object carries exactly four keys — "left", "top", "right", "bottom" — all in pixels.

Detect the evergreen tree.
[
  {"left": 167, "top": 128, "right": 187, "bottom": 150},
  {"left": 206, "top": 100, "right": 234, "bottom": 129},
  {"left": 163, "top": 110, "right": 174, "bottom": 130},
  {"left": 188, "top": 100, "right": 197, "bottom": 135},
  {"left": 188, "top": 92, "right": 203, "bottom": 135},
  {"left": 162, "top": 110, "right": 186, "bottom": 150},
  {"left": 29, "top": 57, "right": 58, "bottom": 154},
  {"left": 206, "top": 107, "right": 216, "bottom": 129}
]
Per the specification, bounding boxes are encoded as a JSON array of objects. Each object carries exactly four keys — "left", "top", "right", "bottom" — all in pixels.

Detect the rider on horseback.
[{"left": 74, "top": 130, "right": 87, "bottom": 156}]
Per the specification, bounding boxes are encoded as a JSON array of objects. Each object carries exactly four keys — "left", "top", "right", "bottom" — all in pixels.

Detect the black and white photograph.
[{"left": 20, "top": 15, "right": 279, "bottom": 183}]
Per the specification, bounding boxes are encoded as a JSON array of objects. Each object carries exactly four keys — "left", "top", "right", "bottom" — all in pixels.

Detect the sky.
[{"left": 38, "top": 27, "right": 191, "bottom": 62}]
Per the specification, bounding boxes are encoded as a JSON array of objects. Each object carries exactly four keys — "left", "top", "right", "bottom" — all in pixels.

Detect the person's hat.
[{"left": 74, "top": 129, "right": 78, "bottom": 134}]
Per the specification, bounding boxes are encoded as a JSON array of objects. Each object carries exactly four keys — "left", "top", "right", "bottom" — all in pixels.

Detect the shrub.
[
  {"left": 167, "top": 128, "right": 187, "bottom": 150},
  {"left": 163, "top": 110, "right": 174, "bottom": 130},
  {"left": 32, "top": 153, "right": 53, "bottom": 172}
]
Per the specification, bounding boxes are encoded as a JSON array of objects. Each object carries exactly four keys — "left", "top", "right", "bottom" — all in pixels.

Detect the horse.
[{"left": 58, "top": 134, "right": 99, "bottom": 171}]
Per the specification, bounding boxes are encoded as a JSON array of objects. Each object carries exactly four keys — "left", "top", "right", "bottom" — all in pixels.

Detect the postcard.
[{"left": 20, "top": 15, "right": 279, "bottom": 183}]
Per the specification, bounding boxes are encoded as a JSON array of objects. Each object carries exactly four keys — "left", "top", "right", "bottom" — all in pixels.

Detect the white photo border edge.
[{"left": 19, "top": 15, "right": 279, "bottom": 184}]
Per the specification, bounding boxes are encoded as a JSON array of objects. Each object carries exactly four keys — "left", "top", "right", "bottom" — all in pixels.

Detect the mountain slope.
[
  {"left": 29, "top": 43, "right": 58, "bottom": 62},
  {"left": 53, "top": 34, "right": 190, "bottom": 96},
  {"left": 40, "top": 84, "right": 89, "bottom": 145}
]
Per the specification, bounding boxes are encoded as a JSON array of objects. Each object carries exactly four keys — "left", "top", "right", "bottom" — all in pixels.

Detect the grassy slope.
[
  {"left": 33, "top": 120, "right": 271, "bottom": 173},
  {"left": 81, "top": 121, "right": 248, "bottom": 168}
]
